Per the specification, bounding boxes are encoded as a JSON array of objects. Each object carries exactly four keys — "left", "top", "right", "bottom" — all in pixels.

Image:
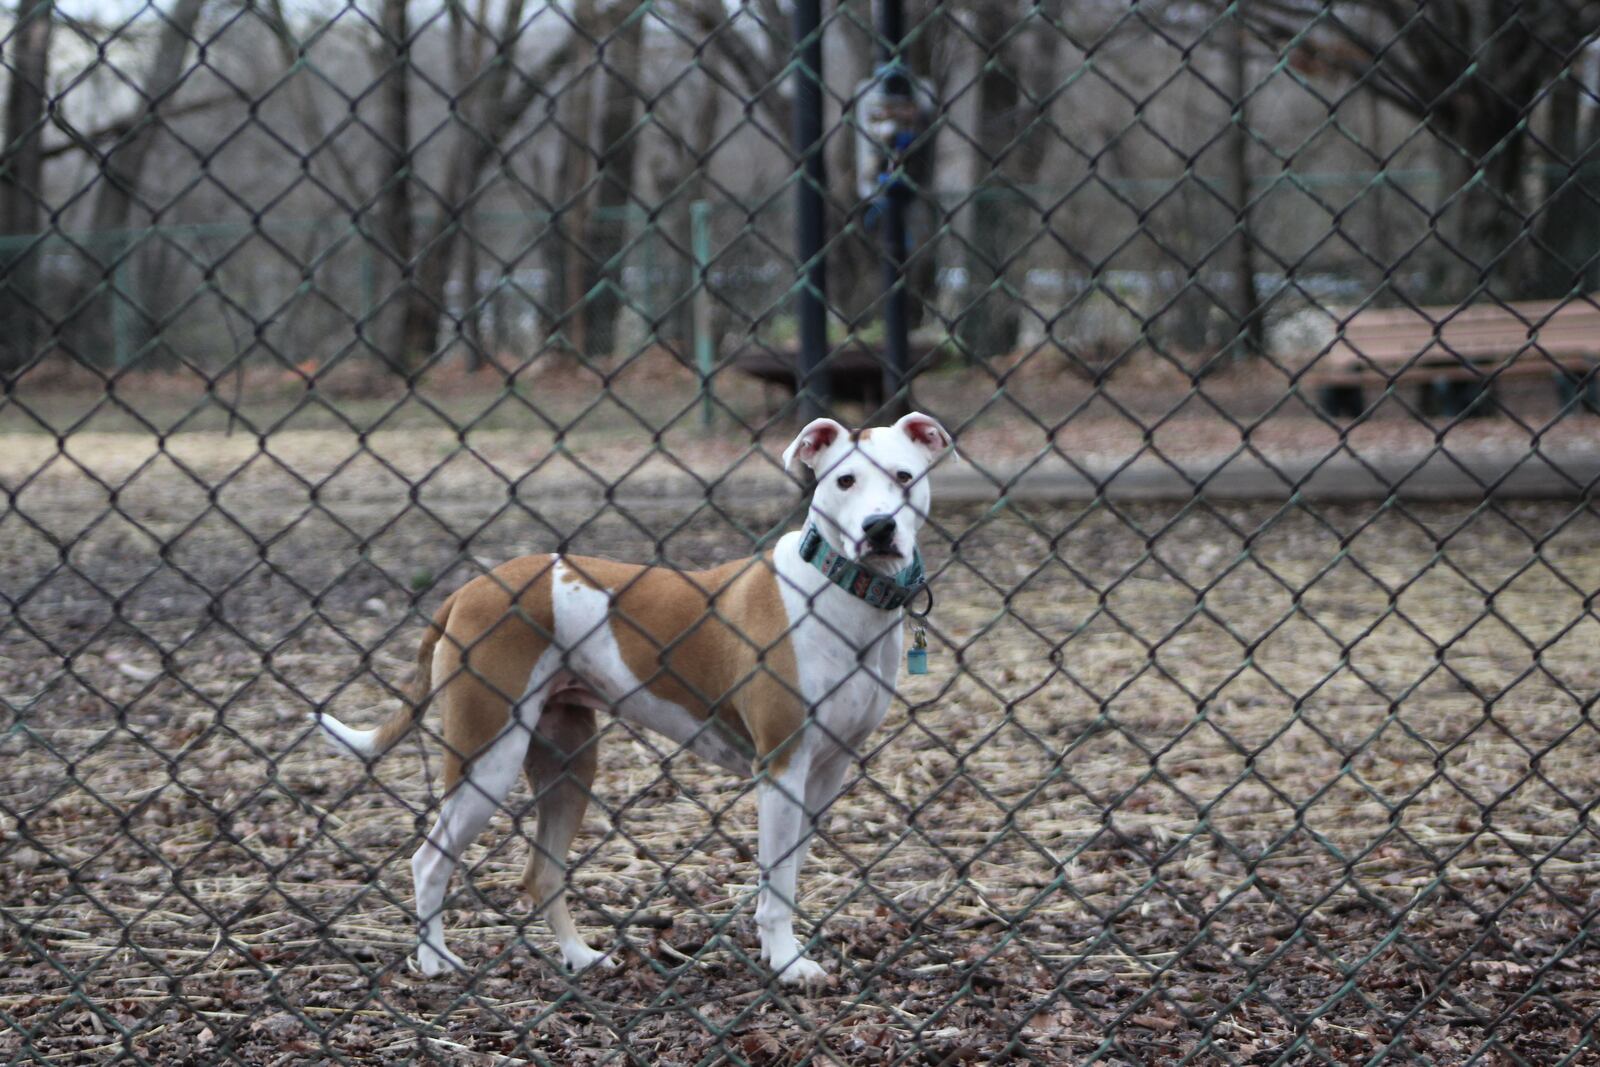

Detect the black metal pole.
[
  {"left": 793, "top": 0, "right": 828, "bottom": 422},
  {"left": 877, "top": 0, "right": 910, "bottom": 420}
]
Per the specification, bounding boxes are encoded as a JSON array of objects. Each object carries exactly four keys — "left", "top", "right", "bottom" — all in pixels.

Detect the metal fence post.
[
  {"left": 792, "top": 0, "right": 828, "bottom": 422},
  {"left": 691, "top": 199, "right": 714, "bottom": 429},
  {"left": 876, "top": 0, "right": 911, "bottom": 421},
  {"left": 361, "top": 239, "right": 376, "bottom": 341},
  {"left": 112, "top": 245, "right": 134, "bottom": 368}
]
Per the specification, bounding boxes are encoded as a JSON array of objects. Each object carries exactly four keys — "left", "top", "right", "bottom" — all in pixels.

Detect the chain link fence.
[{"left": 4, "top": 0, "right": 1600, "bottom": 1063}]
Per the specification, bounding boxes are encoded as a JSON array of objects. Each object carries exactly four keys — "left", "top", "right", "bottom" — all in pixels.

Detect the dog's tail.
[{"left": 313, "top": 593, "right": 456, "bottom": 760}]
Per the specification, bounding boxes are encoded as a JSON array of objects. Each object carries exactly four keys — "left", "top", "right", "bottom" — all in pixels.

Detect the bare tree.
[
  {"left": 821, "top": 0, "right": 877, "bottom": 326},
  {"left": 1535, "top": 70, "right": 1600, "bottom": 295},
  {"left": 554, "top": 21, "right": 598, "bottom": 362},
  {"left": 950, "top": 0, "right": 1064, "bottom": 358},
  {"left": 1237, "top": 0, "right": 1600, "bottom": 299},
  {"left": 668, "top": 0, "right": 932, "bottom": 330},
  {"left": 1223, "top": 11, "right": 1263, "bottom": 360},
  {"left": 373, "top": 0, "right": 415, "bottom": 367},
  {"left": 57, "top": 0, "right": 210, "bottom": 364},
  {"left": 580, "top": 4, "right": 644, "bottom": 357},
  {"left": 350, "top": 0, "right": 582, "bottom": 371},
  {"left": 0, "top": 0, "right": 53, "bottom": 374},
  {"left": 257, "top": 0, "right": 365, "bottom": 199},
  {"left": 87, "top": 0, "right": 206, "bottom": 235},
  {"left": 669, "top": 0, "right": 792, "bottom": 146}
]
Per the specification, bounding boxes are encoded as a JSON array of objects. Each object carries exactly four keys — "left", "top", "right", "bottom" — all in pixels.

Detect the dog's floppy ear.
[
  {"left": 782, "top": 417, "right": 848, "bottom": 474},
  {"left": 894, "top": 412, "right": 953, "bottom": 458}
]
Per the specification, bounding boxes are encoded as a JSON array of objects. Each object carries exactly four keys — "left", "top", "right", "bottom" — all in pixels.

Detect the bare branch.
[
  {"left": 670, "top": 0, "right": 791, "bottom": 136},
  {"left": 88, "top": 0, "right": 209, "bottom": 233},
  {"left": 40, "top": 92, "right": 235, "bottom": 162},
  {"left": 259, "top": 0, "right": 366, "bottom": 202}
]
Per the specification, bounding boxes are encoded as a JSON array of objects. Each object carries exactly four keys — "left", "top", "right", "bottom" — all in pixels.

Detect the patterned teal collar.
[{"left": 798, "top": 525, "right": 925, "bottom": 611}]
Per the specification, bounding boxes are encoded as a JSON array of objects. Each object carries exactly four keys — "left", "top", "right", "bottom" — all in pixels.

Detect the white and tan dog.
[{"left": 315, "top": 412, "right": 951, "bottom": 982}]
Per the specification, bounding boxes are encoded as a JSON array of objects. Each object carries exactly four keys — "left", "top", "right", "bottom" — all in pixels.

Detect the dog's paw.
[
  {"left": 771, "top": 953, "right": 827, "bottom": 986},
  {"left": 410, "top": 944, "right": 468, "bottom": 978},
  {"left": 562, "top": 943, "right": 618, "bottom": 974}
]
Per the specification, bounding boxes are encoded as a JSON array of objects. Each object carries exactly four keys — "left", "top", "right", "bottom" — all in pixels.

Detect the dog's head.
[{"left": 782, "top": 412, "right": 953, "bottom": 572}]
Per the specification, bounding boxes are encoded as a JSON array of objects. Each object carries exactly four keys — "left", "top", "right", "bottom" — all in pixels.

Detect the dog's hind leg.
[
  {"left": 410, "top": 650, "right": 558, "bottom": 977},
  {"left": 411, "top": 727, "right": 532, "bottom": 976},
  {"left": 520, "top": 701, "right": 614, "bottom": 973}
]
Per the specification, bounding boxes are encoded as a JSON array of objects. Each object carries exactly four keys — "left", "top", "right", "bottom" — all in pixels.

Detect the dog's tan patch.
[
  {"left": 560, "top": 554, "right": 805, "bottom": 771},
  {"left": 434, "top": 555, "right": 558, "bottom": 789}
]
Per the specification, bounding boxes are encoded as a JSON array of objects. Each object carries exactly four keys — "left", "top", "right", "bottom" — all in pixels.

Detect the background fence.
[{"left": 4, "top": 0, "right": 1600, "bottom": 1064}]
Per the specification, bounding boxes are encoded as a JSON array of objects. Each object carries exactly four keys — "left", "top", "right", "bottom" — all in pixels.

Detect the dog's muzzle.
[{"left": 863, "top": 513, "right": 897, "bottom": 553}]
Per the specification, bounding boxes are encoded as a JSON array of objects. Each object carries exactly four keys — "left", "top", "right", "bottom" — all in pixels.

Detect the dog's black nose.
[{"left": 863, "top": 513, "right": 897, "bottom": 549}]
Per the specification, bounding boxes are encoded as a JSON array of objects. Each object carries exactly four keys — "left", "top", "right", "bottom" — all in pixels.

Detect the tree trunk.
[
  {"left": 955, "top": 3, "right": 1021, "bottom": 360},
  {"left": 1223, "top": 13, "right": 1263, "bottom": 361},
  {"left": 1234, "top": 0, "right": 1600, "bottom": 303},
  {"left": 581, "top": 6, "right": 644, "bottom": 358},
  {"left": 1431, "top": 89, "right": 1528, "bottom": 300},
  {"left": 88, "top": 0, "right": 206, "bottom": 234},
  {"left": 0, "top": 0, "right": 53, "bottom": 374},
  {"left": 460, "top": 233, "right": 483, "bottom": 370},
  {"left": 85, "top": 0, "right": 206, "bottom": 365},
  {"left": 557, "top": 47, "right": 598, "bottom": 362},
  {"left": 1366, "top": 87, "right": 1394, "bottom": 296},
  {"left": 1534, "top": 73, "right": 1600, "bottom": 297},
  {"left": 821, "top": 0, "right": 876, "bottom": 326},
  {"left": 387, "top": 7, "right": 579, "bottom": 370},
  {"left": 377, "top": 0, "right": 417, "bottom": 368},
  {"left": 956, "top": 2, "right": 1061, "bottom": 359},
  {"left": 648, "top": 71, "right": 723, "bottom": 348},
  {"left": 940, "top": 7, "right": 981, "bottom": 349},
  {"left": 899, "top": 0, "right": 940, "bottom": 337}
]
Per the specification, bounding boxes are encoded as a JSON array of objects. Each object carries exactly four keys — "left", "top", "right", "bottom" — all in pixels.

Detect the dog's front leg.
[
  {"left": 754, "top": 754, "right": 826, "bottom": 985},
  {"left": 791, "top": 748, "right": 853, "bottom": 877}
]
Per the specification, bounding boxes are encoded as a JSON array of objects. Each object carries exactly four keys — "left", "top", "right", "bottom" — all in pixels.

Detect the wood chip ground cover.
[{"left": 3, "top": 427, "right": 1600, "bottom": 1064}]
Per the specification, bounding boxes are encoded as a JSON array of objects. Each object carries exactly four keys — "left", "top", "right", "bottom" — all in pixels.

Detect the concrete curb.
[
  {"left": 501, "top": 452, "right": 1600, "bottom": 512},
  {"left": 930, "top": 451, "right": 1600, "bottom": 503}
]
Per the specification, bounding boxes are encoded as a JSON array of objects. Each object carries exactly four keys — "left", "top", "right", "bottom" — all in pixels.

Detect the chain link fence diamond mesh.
[{"left": 4, "top": 0, "right": 1600, "bottom": 1064}]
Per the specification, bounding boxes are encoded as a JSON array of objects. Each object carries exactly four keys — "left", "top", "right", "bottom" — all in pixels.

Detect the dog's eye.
[
  {"left": 896, "top": 470, "right": 913, "bottom": 484},
  {"left": 836, "top": 474, "right": 855, "bottom": 490}
]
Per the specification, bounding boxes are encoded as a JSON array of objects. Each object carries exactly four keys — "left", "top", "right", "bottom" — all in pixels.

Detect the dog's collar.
[{"left": 798, "top": 525, "right": 925, "bottom": 611}]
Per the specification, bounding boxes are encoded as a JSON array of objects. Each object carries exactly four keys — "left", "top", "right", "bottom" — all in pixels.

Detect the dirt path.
[{"left": 5, "top": 435, "right": 1600, "bottom": 1062}]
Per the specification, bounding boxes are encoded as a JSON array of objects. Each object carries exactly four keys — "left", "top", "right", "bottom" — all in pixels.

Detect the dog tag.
[{"left": 907, "top": 626, "right": 929, "bottom": 675}]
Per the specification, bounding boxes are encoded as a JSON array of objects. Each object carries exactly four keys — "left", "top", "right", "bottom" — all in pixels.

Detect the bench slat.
[{"left": 1307, "top": 294, "right": 1600, "bottom": 380}]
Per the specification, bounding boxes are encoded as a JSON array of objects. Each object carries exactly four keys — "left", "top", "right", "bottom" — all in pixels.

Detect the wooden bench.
[
  {"left": 730, "top": 340, "right": 941, "bottom": 410},
  {"left": 1307, "top": 295, "right": 1600, "bottom": 417}
]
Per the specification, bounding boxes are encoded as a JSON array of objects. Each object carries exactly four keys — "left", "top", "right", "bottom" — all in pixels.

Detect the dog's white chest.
[
  {"left": 775, "top": 536, "right": 904, "bottom": 749},
  {"left": 809, "top": 646, "right": 898, "bottom": 745}
]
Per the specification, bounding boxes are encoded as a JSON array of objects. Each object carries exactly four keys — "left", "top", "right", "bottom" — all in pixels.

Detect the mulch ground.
[{"left": 4, "top": 377, "right": 1600, "bottom": 1064}]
